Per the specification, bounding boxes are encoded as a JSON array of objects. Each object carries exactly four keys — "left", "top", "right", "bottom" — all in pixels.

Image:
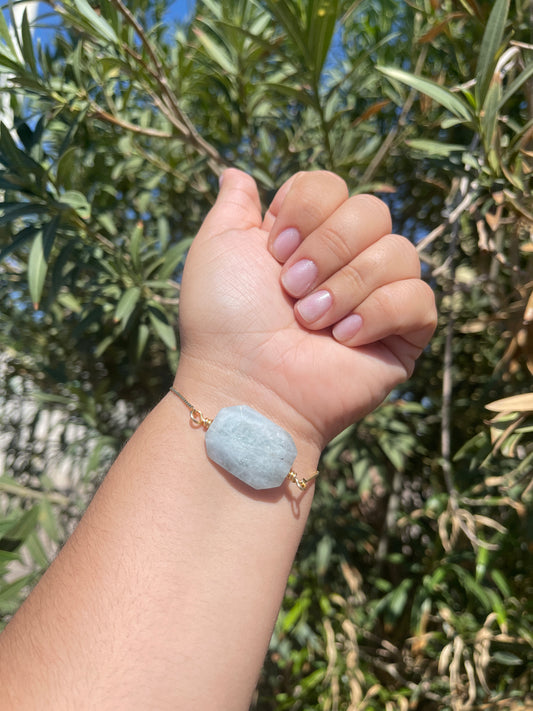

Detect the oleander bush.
[{"left": 0, "top": 1, "right": 532, "bottom": 708}]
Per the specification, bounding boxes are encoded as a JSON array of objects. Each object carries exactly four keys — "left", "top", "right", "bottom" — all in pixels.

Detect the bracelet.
[{"left": 169, "top": 387, "right": 318, "bottom": 491}]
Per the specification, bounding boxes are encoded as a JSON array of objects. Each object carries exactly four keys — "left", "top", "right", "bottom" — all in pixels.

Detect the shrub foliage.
[{"left": 0, "top": 0, "right": 532, "bottom": 708}]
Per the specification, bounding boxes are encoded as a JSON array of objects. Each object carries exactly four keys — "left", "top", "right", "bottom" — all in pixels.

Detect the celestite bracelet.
[{"left": 169, "top": 387, "right": 319, "bottom": 491}]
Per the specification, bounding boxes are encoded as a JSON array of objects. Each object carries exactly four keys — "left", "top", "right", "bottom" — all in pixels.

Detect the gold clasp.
[
  {"left": 189, "top": 408, "right": 212, "bottom": 430},
  {"left": 287, "top": 469, "right": 319, "bottom": 491}
]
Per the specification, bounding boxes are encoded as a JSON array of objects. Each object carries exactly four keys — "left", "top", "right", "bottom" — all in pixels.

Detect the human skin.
[{"left": 0, "top": 169, "right": 436, "bottom": 710}]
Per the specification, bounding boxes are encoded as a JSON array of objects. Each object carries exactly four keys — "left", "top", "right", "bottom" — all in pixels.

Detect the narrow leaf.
[
  {"left": 0, "top": 202, "right": 49, "bottom": 226},
  {"left": 0, "top": 506, "right": 40, "bottom": 551},
  {"left": 129, "top": 221, "right": 143, "bottom": 271},
  {"left": 136, "top": 323, "right": 149, "bottom": 360},
  {"left": 475, "top": 0, "right": 510, "bottom": 107},
  {"left": 0, "top": 574, "right": 35, "bottom": 613},
  {"left": 480, "top": 77, "right": 501, "bottom": 149},
  {"left": 407, "top": 139, "right": 467, "bottom": 157},
  {"left": 0, "top": 8, "right": 17, "bottom": 58},
  {"left": 306, "top": 0, "right": 339, "bottom": 81},
  {"left": 378, "top": 66, "right": 473, "bottom": 122},
  {"left": 0, "top": 224, "right": 37, "bottom": 261},
  {"left": 28, "top": 229, "right": 47, "bottom": 309},
  {"left": 20, "top": 9, "right": 37, "bottom": 75},
  {"left": 194, "top": 27, "right": 236, "bottom": 75},
  {"left": 114, "top": 286, "right": 141, "bottom": 325},
  {"left": 27, "top": 217, "right": 59, "bottom": 309},
  {"left": 486, "top": 393, "right": 533, "bottom": 413},
  {"left": 148, "top": 305, "right": 177, "bottom": 350},
  {"left": 72, "top": 0, "right": 118, "bottom": 43},
  {"left": 0, "top": 123, "right": 47, "bottom": 178},
  {"left": 499, "top": 60, "right": 533, "bottom": 109}
]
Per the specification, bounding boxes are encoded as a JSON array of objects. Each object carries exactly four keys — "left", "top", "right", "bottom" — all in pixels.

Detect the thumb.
[{"left": 197, "top": 168, "right": 263, "bottom": 240}]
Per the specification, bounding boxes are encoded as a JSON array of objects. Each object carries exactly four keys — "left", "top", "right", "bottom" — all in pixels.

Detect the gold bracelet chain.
[{"left": 169, "top": 387, "right": 318, "bottom": 491}]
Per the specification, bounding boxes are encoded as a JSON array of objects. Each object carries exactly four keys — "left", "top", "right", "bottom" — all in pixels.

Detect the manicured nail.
[
  {"left": 272, "top": 228, "right": 301, "bottom": 262},
  {"left": 332, "top": 314, "right": 363, "bottom": 342},
  {"left": 281, "top": 259, "right": 318, "bottom": 297},
  {"left": 297, "top": 290, "right": 332, "bottom": 323}
]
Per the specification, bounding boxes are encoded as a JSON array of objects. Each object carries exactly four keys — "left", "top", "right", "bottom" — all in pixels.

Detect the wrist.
[{"left": 173, "top": 354, "right": 322, "bottom": 476}]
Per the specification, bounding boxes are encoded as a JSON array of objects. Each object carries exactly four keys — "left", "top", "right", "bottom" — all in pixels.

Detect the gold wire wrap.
[{"left": 169, "top": 387, "right": 318, "bottom": 491}]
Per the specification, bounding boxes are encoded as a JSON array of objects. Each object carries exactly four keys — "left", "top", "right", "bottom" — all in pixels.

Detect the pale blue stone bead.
[{"left": 205, "top": 405, "right": 297, "bottom": 490}]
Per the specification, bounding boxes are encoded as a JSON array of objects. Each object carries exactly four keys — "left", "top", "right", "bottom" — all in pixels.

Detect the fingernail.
[
  {"left": 297, "top": 290, "right": 332, "bottom": 323},
  {"left": 272, "top": 228, "right": 301, "bottom": 262},
  {"left": 281, "top": 259, "right": 318, "bottom": 297},
  {"left": 332, "top": 314, "right": 363, "bottom": 342}
]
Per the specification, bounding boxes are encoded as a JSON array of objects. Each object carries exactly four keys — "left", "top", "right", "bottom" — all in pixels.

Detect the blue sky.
[{"left": 4, "top": 1, "right": 195, "bottom": 42}]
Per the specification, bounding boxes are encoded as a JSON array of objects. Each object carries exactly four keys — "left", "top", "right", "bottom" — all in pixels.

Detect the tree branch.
[{"left": 108, "top": 0, "right": 228, "bottom": 176}]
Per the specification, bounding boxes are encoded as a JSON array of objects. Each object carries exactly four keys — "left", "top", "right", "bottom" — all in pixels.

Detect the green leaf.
[
  {"left": 0, "top": 224, "right": 38, "bottom": 261},
  {"left": 96, "top": 212, "right": 117, "bottom": 236},
  {"left": 316, "top": 535, "right": 333, "bottom": 577},
  {"left": 28, "top": 231, "right": 47, "bottom": 309},
  {"left": 72, "top": 0, "right": 118, "bottom": 44},
  {"left": 0, "top": 9, "right": 18, "bottom": 59},
  {"left": 55, "top": 146, "right": 79, "bottom": 189},
  {"left": 300, "top": 668, "right": 326, "bottom": 691},
  {"left": 157, "top": 239, "right": 192, "bottom": 280},
  {"left": 129, "top": 221, "right": 143, "bottom": 271},
  {"left": 475, "top": 0, "right": 510, "bottom": 108},
  {"left": 38, "top": 499, "right": 62, "bottom": 543},
  {"left": 58, "top": 190, "right": 91, "bottom": 219},
  {"left": 136, "top": 323, "right": 150, "bottom": 360},
  {"left": 25, "top": 530, "right": 49, "bottom": 569},
  {"left": 491, "top": 569, "right": 511, "bottom": 598},
  {"left": 492, "top": 651, "right": 524, "bottom": 666},
  {"left": 499, "top": 60, "right": 533, "bottom": 109},
  {"left": 0, "top": 123, "right": 47, "bottom": 179},
  {"left": 27, "top": 216, "right": 59, "bottom": 309},
  {"left": 94, "top": 335, "right": 114, "bottom": 358},
  {"left": 406, "top": 139, "right": 467, "bottom": 157},
  {"left": 0, "top": 202, "right": 49, "bottom": 226},
  {"left": 281, "top": 594, "right": 311, "bottom": 633},
  {"left": 388, "top": 578, "right": 412, "bottom": 619},
  {"left": 480, "top": 75, "right": 501, "bottom": 150},
  {"left": 0, "top": 574, "right": 35, "bottom": 613},
  {"left": 148, "top": 304, "right": 177, "bottom": 351},
  {"left": 20, "top": 9, "right": 37, "bottom": 75},
  {"left": 57, "top": 292, "right": 82, "bottom": 313},
  {"left": 0, "top": 506, "right": 40, "bottom": 553},
  {"left": 114, "top": 286, "right": 141, "bottom": 325},
  {"left": 194, "top": 25, "right": 237, "bottom": 75},
  {"left": 262, "top": 0, "right": 311, "bottom": 66},
  {"left": 378, "top": 66, "right": 473, "bottom": 122},
  {"left": 305, "top": 0, "right": 339, "bottom": 81}
]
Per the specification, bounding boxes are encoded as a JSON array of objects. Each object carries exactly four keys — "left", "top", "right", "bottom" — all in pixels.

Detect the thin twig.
[
  {"left": 89, "top": 106, "right": 173, "bottom": 139},
  {"left": 0, "top": 479, "right": 70, "bottom": 506},
  {"left": 108, "top": 0, "right": 227, "bottom": 175},
  {"left": 440, "top": 176, "right": 470, "bottom": 509}
]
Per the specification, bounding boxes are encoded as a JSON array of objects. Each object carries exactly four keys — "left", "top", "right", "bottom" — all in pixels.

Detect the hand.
[{"left": 175, "top": 169, "right": 436, "bottom": 452}]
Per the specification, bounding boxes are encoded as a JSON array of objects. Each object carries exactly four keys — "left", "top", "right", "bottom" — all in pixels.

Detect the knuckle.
[
  {"left": 343, "top": 260, "right": 368, "bottom": 293},
  {"left": 295, "top": 170, "right": 349, "bottom": 198},
  {"left": 321, "top": 223, "right": 355, "bottom": 264},
  {"left": 388, "top": 233, "right": 421, "bottom": 277},
  {"left": 352, "top": 194, "right": 392, "bottom": 233}
]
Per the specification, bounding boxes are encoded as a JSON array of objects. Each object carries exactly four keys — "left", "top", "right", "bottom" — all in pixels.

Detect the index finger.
[{"left": 264, "top": 171, "right": 349, "bottom": 262}]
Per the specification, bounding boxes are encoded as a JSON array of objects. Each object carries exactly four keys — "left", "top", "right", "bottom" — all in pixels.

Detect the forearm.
[{"left": 0, "top": 373, "right": 318, "bottom": 710}]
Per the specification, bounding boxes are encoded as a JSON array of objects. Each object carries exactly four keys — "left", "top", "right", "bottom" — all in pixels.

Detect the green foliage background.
[{"left": 0, "top": 0, "right": 532, "bottom": 708}]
